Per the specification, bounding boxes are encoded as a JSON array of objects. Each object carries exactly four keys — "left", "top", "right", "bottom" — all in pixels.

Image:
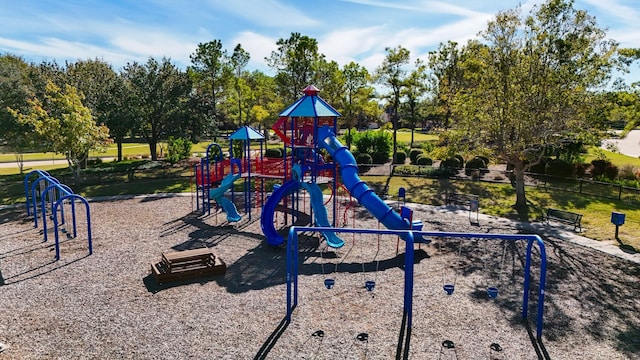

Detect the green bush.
[
  {"left": 440, "top": 157, "right": 461, "bottom": 169},
  {"left": 416, "top": 155, "right": 433, "bottom": 166},
  {"left": 355, "top": 153, "right": 373, "bottom": 164},
  {"left": 545, "top": 158, "right": 574, "bottom": 178},
  {"left": 528, "top": 158, "right": 548, "bottom": 174},
  {"left": 591, "top": 159, "right": 610, "bottom": 177},
  {"left": 477, "top": 155, "right": 490, "bottom": 166},
  {"left": 231, "top": 140, "right": 244, "bottom": 159},
  {"left": 454, "top": 154, "right": 464, "bottom": 167},
  {"left": 465, "top": 156, "right": 486, "bottom": 170},
  {"left": 265, "top": 148, "right": 283, "bottom": 158},
  {"left": 393, "top": 151, "right": 407, "bottom": 164},
  {"left": 409, "top": 149, "right": 424, "bottom": 164},
  {"left": 166, "top": 137, "right": 193, "bottom": 164},
  {"left": 603, "top": 163, "right": 619, "bottom": 180},
  {"left": 352, "top": 130, "right": 392, "bottom": 164},
  {"left": 394, "top": 165, "right": 456, "bottom": 178}
]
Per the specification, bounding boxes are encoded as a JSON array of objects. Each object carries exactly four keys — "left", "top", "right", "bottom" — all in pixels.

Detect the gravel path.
[{"left": 0, "top": 195, "right": 638, "bottom": 359}]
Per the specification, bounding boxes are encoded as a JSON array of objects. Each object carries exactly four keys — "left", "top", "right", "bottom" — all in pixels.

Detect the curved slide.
[
  {"left": 261, "top": 180, "right": 301, "bottom": 246},
  {"left": 316, "top": 126, "right": 427, "bottom": 243},
  {"left": 209, "top": 173, "right": 242, "bottom": 222},
  {"left": 300, "top": 181, "right": 345, "bottom": 248}
]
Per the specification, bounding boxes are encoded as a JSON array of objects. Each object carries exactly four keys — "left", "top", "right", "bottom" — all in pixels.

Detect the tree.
[
  {"left": 228, "top": 44, "right": 250, "bottom": 126},
  {"left": 342, "top": 62, "right": 372, "bottom": 148},
  {"left": 244, "top": 70, "right": 281, "bottom": 137},
  {"left": 445, "top": 0, "right": 618, "bottom": 214},
  {"left": 375, "top": 46, "right": 411, "bottom": 159},
  {"left": 9, "top": 81, "right": 110, "bottom": 181},
  {"left": 402, "top": 58, "right": 429, "bottom": 145},
  {"left": 0, "top": 55, "right": 37, "bottom": 173},
  {"left": 266, "top": 32, "right": 322, "bottom": 103},
  {"left": 428, "top": 41, "right": 464, "bottom": 129},
  {"left": 313, "top": 57, "right": 345, "bottom": 110},
  {"left": 66, "top": 59, "right": 134, "bottom": 162},
  {"left": 189, "top": 40, "right": 229, "bottom": 135},
  {"left": 123, "top": 57, "right": 192, "bottom": 160}
]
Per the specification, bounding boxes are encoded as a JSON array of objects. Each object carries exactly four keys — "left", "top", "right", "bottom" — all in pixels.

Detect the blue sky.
[{"left": 1, "top": 0, "right": 639, "bottom": 83}]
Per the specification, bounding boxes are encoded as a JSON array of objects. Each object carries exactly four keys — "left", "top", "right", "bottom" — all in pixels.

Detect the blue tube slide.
[
  {"left": 209, "top": 173, "right": 242, "bottom": 222},
  {"left": 300, "top": 181, "right": 345, "bottom": 248},
  {"left": 261, "top": 180, "right": 301, "bottom": 246},
  {"left": 316, "top": 126, "right": 427, "bottom": 243}
]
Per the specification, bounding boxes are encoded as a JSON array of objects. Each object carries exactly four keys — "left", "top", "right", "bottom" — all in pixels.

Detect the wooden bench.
[
  {"left": 545, "top": 208, "right": 582, "bottom": 232},
  {"left": 151, "top": 247, "right": 226, "bottom": 285},
  {"left": 446, "top": 192, "right": 479, "bottom": 210}
]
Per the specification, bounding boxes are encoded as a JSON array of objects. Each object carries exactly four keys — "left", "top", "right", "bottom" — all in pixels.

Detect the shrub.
[
  {"left": 454, "top": 154, "right": 464, "bottom": 168},
  {"left": 393, "top": 165, "right": 455, "bottom": 178},
  {"left": 528, "top": 158, "right": 547, "bottom": 174},
  {"left": 355, "top": 153, "right": 373, "bottom": 164},
  {"left": 477, "top": 156, "right": 490, "bottom": 167},
  {"left": 603, "top": 163, "right": 619, "bottom": 180},
  {"left": 230, "top": 140, "right": 244, "bottom": 159},
  {"left": 590, "top": 159, "right": 610, "bottom": 177},
  {"left": 574, "top": 163, "right": 588, "bottom": 178},
  {"left": 393, "top": 151, "right": 407, "bottom": 164},
  {"left": 409, "top": 149, "right": 424, "bottom": 164},
  {"left": 166, "top": 137, "right": 193, "bottom": 164},
  {"left": 618, "top": 165, "right": 637, "bottom": 180},
  {"left": 353, "top": 130, "right": 392, "bottom": 164},
  {"left": 440, "top": 157, "right": 461, "bottom": 169},
  {"left": 545, "top": 158, "right": 574, "bottom": 178},
  {"left": 465, "top": 156, "right": 486, "bottom": 170},
  {"left": 416, "top": 155, "right": 433, "bottom": 166},
  {"left": 265, "top": 148, "right": 283, "bottom": 158}
]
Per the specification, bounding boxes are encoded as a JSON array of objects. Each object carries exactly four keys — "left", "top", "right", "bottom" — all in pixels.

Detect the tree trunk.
[
  {"left": 513, "top": 160, "right": 529, "bottom": 217},
  {"left": 149, "top": 140, "right": 157, "bottom": 160},
  {"left": 117, "top": 140, "right": 123, "bottom": 162},
  {"left": 15, "top": 153, "right": 24, "bottom": 175}
]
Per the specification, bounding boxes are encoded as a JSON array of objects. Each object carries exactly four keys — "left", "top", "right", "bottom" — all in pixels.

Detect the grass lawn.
[
  {"left": 361, "top": 175, "right": 640, "bottom": 250},
  {"left": 585, "top": 147, "right": 640, "bottom": 167}
]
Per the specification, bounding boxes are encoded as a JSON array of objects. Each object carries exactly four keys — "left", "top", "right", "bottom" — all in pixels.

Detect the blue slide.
[
  {"left": 316, "top": 126, "right": 427, "bottom": 243},
  {"left": 209, "top": 173, "right": 242, "bottom": 222},
  {"left": 300, "top": 181, "right": 345, "bottom": 248},
  {"left": 261, "top": 180, "right": 301, "bottom": 246}
]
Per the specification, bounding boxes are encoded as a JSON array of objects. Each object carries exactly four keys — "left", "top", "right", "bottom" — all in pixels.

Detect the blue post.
[{"left": 404, "top": 231, "right": 415, "bottom": 329}]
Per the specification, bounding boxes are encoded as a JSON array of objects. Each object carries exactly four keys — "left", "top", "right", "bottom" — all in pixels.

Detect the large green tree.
[
  {"left": 266, "top": 32, "right": 322, "bottom": 103},
  {"left": 442, "top": 0, "right": 618, "bottom": 214},
  {"left": 0, "top": 55, "right": 37, "bottom": 173},
  {"left": 342, "top": 61, "right": 371, "bottom": 148},
  {"left": 189, "top": 40, "right": 229, "bottom": 135},
  {"left": 375, "top": 45, "right": 411, "bottom": 159},
  {"left": 66, "top": 59, "right": 134, "bottom": 162},
  {"left": 9, "top": 81, "right": 110, "bottom": 180},
  {"left": 123, "top": 57, "right": 192, "bottom": 160},
  {"left": 228, "top": 43, "right": 250, "bottom": 126},
  {"left": 401, "top": 58, "right": 429, "bottom": 146}
]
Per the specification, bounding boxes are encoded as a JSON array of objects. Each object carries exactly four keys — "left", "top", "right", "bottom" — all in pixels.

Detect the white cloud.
[
  {"left": 231, "top": 31, "right": 279, "bottom": 74},
  {"left": 206, "top": 0, "right": 320, "bottom": 28}
]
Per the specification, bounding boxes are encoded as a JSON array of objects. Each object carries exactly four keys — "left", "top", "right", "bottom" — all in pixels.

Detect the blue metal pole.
[{"left": 404, "top": 231, "right": 415, "bottom": 330}]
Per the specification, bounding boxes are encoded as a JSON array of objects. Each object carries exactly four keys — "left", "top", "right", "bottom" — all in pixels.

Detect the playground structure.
[
  {"left": 23, "top": 170, "right": 93, "bottom": 260},
  {"left": 194, "top": 85, "right": 426, "bottom": 247}
]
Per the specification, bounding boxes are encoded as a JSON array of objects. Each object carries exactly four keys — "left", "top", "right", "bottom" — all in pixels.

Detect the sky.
[{"left": 1, "top": 0, "right": 639, "bottom": 84}]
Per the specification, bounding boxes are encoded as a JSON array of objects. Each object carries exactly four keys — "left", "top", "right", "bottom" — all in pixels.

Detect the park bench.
[
  {"left": 446, "top": 192, "right": 479, "bottom": 210},
  {"left": 544, "top": 208, "right": 582, "bottom": 232}
]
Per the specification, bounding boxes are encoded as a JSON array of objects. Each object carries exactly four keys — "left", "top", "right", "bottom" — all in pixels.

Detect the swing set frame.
[{"left": 285, "top": 227, "right": 548, "bottom": 345}]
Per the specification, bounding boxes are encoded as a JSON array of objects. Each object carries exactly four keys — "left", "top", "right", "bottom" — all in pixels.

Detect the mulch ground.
[{"left": 0, "top": 194, "right": 638, "bottom": 359}]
